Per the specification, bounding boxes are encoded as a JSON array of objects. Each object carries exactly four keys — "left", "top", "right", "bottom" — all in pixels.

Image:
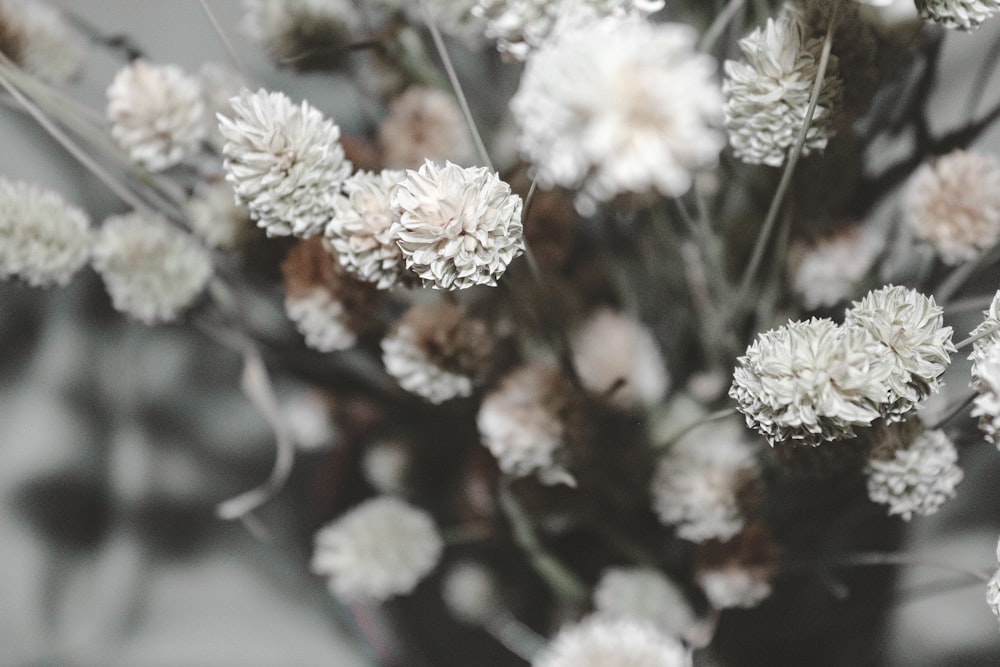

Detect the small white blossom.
[
  {"left": 0, "top": 0, "right": 83, "bottom": 84},
  {"left": 532, "top": 617, "right": 686, "bottom": 667},
  {"left": 915, "top": 0, "right": 1000, "bottom": 29},
  {"left": 219, "top": 88, "right": 352, "bottom": 237},
  {"left": 723, "top": 13, "right": 844, "bottom": 166},
  {"left": 361, "top": 439, "right": 410, "bottom": 495},
  {"left": 0, "top": 179, "right": 90, "bottom": 287},
  {"left": 391, "top": 160, "right": 524, "bottom": 290},
  {"left": 311, "top": 496, "right": 443, "bottom": 602},
  {"left": 281, "top": 390, "right": 336, "bottom": 451},
  {"left": 510, "top": 17, "right": 723, "bottom": 212},
  {"left": 592, "top": 567, "right": 695, "bottom": 637},
  {"left": 697, "top": 567, "right": 772, "bottom": 610},
  {"left": 378, "top": 87, "right": 475, "bottom": 170},
  {"left": 789, "top": 226, "right": 882, "bottom": 310},
  {"left": 92, "top": 212, "right": 213, "bottom": 325},
  {"left": 865, "top": 427, "right": 963, "bottom": 520},
  {"left": 106, "top": 60, "right": 207, "bottom": 171},
  {"left": 988, "top": 536, "right": 1000, "bottom": 626},
  {"left": 241, "top": 0, "right": 360, "bottom": 70},
  {"left": 285, "top": 288, "right": 358, "bottom": 352},
  {"left": 971, "top": 340, "right": 1000, "bottom": 446},
  {"left": 382, "top": 327, "right": 475, "bottom": 403},
  {"left": 442, "top": 560, "right": 499, "bottom": 624},
  {"left": 186, "top": 179, "right": 250, "bottom": 249}
]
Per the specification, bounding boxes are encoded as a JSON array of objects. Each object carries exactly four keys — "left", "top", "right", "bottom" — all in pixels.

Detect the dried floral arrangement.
[{"left": 4, "top": 0, "right": 1000, "bottom": 664}]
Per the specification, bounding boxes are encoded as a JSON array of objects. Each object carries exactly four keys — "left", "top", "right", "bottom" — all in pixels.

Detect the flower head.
[
  {"left": 107, "top": 60, "right": 207, "bottom": 171},
  {"left": 441, "top": 560, "right": 499, "bottom": 624},
  {"left": 532, "top": 617, "right": 686, "bottom": 667},
  {"left": 186, "top": 179, "right": 251, "bottom": 249},
  {"left": 310, "top": 496, "right": 443, "bottom": 602},
  {"left": 0, "top": 179, "right": 90, "bottom": 287},
  {"left": 91, "top": 212, "right": 213, "bottom": 324},
  {"left": 789, "top": 225, "right": 882, "bottom": 310},
  {"left": 390, "top": 160, "right": 524, "bottom": 290},
  {"left": 694, "top": 524, "right": 779, "bottom": 609},
  {"left": 219, "top": 88, "right": 352, "bottom": 237},
  {"left": 592, "top": 567, "right": 695, "bottom": 637},
  {"left": 378, "top": 87, "right": 475, "bottom": 170},
  {"left": 915, "top": 0, "right": 1000, "bottom": 29},
  {"left": 970, "top": 299, "right": 1000, "bottom": 446},
  {"left": 0, "top": 0, "right": 83, "bottom": 84},
  {"left": 988, "top": 536, "right": 1000, "bottom": 626},
  {"left": 241, "top": 0, "right": 360, "bottom": 70}
]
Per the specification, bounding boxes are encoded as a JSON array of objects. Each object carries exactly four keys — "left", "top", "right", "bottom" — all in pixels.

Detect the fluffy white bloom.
[
  {"left": 844, "top": 285, "right": 955, "bottom": 421},
  {"left": 285, "top": 288, "right": 358, "bottom": 352},
  {"left": 988, "top": 536, "right": 1000, "bottom": 626},
  {"left": 915, "top": 0, "right": 1000, "bottom": 29},
  {"left": 723, "top": 13, "right": 844, "bottom": 167},
  {"left": 572, "top": 309, "right": 669, "bottom": 410},
  {"left": 281, "top": 390, "right": 336, "bottom": 451},
  {"left": 473, "top": 0, "right": 665, "bottom": 61},
  {"left": 241, "top": 0, "right": 360, "bottom": 70},
  {"left": 651, "top": 418, "right": 759, "bottom": 543},
  {"left": 106, "top": 60, "right": 207, "bottom": 171},
  {"left": 0, "top": 179, "right": 90, "bottom": 287},
  {"left": 477, "top": 364, "right": 576, "bottom": 486},
  {"left": 865, "top": 427, "right": 963, "bottom": 520},
  {"left": 0, "top": 0, "right": 83, "bottom": 83},
  {"left": 219, "top": 88, "right": 352, "bottom": 237},
  {"left": 186, "top": 179, "right": 250, "bottom": 249},
  {"left": 390, "top": 160, "right": 524, "bottom": 290},
  {"left": 903, "top": 150, "right": 1000, "bottom": 264},
  {"left": 325, "top": 169, "right": 407, "bottom": 289},
  {"left": 382, "top": 327, "right": 475, "bottom": 403},
  {"left": 730, "top": 318, "right": 892, "bottom": 446},
  {"left": 441, "top": 560, "right": 499, "bottom": 624},
  {"left": 971, "top": 340, "right": 1000, "bottom": 446},
  {"left": 592, "top": 567, "right": 695, "bottom": 637},
  {"left": 697, "top": 567, "right": 772, "bottom": 610},
  {"left": 378, "top": 87, "right": 475, "bottom": 170},
  {"left": 91, "top": 212, "right": 213, "bottom": 325},
  {"left": 361, "top": 439, "right": 410, "bottom": 495},
  {"left": 789, "top": 226, "right": 882, "bottom": 310},
  {"left": 510, "top": 18, "right": 724, "bottom": 212},
  {"left": 532, "top": 617, "right": 686, "bottom": 667},
  {"left": 311, "top": 496, "right": 443, "bottom": 602}
]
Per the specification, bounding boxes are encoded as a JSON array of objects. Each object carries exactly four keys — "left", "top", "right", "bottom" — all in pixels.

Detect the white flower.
[
  {"left": 789, "top": 225, "right": 882, "bottom": 310},
  {"left": 0, "top": 179, "right": 90, "bottom": 287},
  {"left": 325, "top": 169, "right": 407, "bottom": 289},
  {"left": 915, "top": 0, "right": 1000, "bottom": 29},
  {"left": 106, "top": 60, "right": 207, "bottom": 171},
  {"left": 473, "top": 0, "right": 665, "bottom": 61},
  {"left": 186, "top": 179, "right": 250, "bottom": 249},
  {"left": 241, "top": 0, "right": 360, "bottom": 70},
  {"left": 441, "top": 560, "right": 499, "bottom": 624},
  {"left": 390, "top": 160, "right": 524, "bottom": 290},
  {"left": 361, "top": 439, "right": 410, "bottom": 495},
  {"left": 730, "top": 318, "right": 892, "bottom": 446},
  {"left": 378, "top": 87, "right": 476, "bottom": 170},
  {"left": 281, "top": 390, "right": 337, "bottom": 451},
  {"left": 0, "top": 0, "right": 83, "bottom": 84},
  {"left": 988, "top": 536, "right": 1000, "bottom": 626},
  {"left": 91, "top": 212, "right": 213, "bottom": 325},
  {"left": 311, "top": 496, "right": 443, "bottom": 602},
  {"left": 651, "top": 418, "right": 759, "bottom": 543},
  {"left": 592, "top": 567, "right": 695, "bottom": 637},
  {"left": 572, "top": 308, "right": 669, "bottom": 410},
  {"left": 510, "top": 18, "right": 723, "bottom": 212},
  {"left": 723, "top": 13, "right": 844, "bottom": 167},
  {"left": 382, "top": 328, "right": 474, "bottom": 403},
  {"left": 532, "top": 617, "right": 686, "bottom": 667},
  {"left": 285, "top": 288, "right": 358, "bottom": 352},
  {"left": 844, "top": 285, "right": 955, "bottom": 421},
  {"left": 219, "top": 88, "right": 352, "bottom": 237},
  {"left": 865, "top": 427, "right": 963, "bottom": 520},
  {"left": 903, "top": 150, "right": 1000, "bottom": 264},
  {"left": 697, "top": 567, "right": 772, "bottom": 610},
  {"left": 971, "top": 339, "right": 1000, "bottom": 446}
]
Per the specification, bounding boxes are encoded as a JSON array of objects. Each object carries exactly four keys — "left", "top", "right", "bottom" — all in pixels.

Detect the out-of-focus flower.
[
  {"left": 378, "top": 87, "right": 475, "bottom": 170},
  {"left": 592, "top": 567, "right": 695, "bottom": 638},
  {"left": 730, "top": 318, "right": 892, "bottom": 446},
  {"left": 185, "top": 179, "right": 251, "bottom": 249},
  {"left": 310, "top": 496, "right": 443, "bottom": 602},
  {"left": 281, "top": 390, "right": 337, "bottom": 451},
  {"left": 844, "top": 285, "right": 954, "bottom": 421},
  {"left": 0, "top": 0, "right": 83, "bottom": 84},
  {"left": 441, "top": 560, "right": 499, "bottom": 624},
  {"left": 789, "top": 225, "right": 881, "bottom": 310},
  {"left": 391, "top": 160, "right": 523, "bottom": 289},
  {"left": 241, "top": 0, "right": 360, "bottom": 70},
  {"left": 91, "top": 212, "right": 213, "bottom": 324},
  {"left": 531, "top": 617, "right": 686, "bottom": 667},
  {"left": 0, "top": 179, "right": 90, "bottom": 287},
  {"left": 219, "top": 88, "right": 352, "bottom": 238},
  {"left": 694, "top": 524, "right": 779, "bottom": 610},
  {"left": 903, "top": 150, "right": 1000, "bottom": 264},
  {"left": 723, "top": 13, "right": 843, "bottom": 167},
  {"left": 971, "top": 337, "right": 1000, "bottom": 447},
  {"left": 361, "top": 439, "right": 410, "bottom": 496},
  {"left": 198, "top": 62, "right": 249, "bottom": 153},
  {"left": 988, "top": 536, "right": 1000, "bottom": 626},
  {"left": 915, "top": 0, "right": 1000, "bottom": 29},
  {"left": 106, "top": 60, "right": 207, "bottom": 171},
  {"left": 510, "top": 17, "right": 723, "bottom": 213}
]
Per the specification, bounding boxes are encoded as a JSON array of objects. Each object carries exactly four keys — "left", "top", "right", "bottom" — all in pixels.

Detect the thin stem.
[
  {"left": 945, "top": 294, "right": 994, "bottom": 316},
  {"left": 420, "top": 0, "right": 492, "bottom": 169},
  {"left": 935, "top": 240, "right": 1000, "bottom": 305},
  {"left": 483, "top": 610, "right": 548, "bottom": 662},
  {"left": 654, "top": 407, "right": 738, "bottom": 449},
  {"left": 928, "top": 392, "right": 975, "bottom": 431},
  {"left": 966, "top": 33, "right": 1000, "bottom": 121},
  {"left": 699, "top": 0, "right": 746, "bottom": 53},
  {"left": 818, "top": 551, "right": 993, "bottom": 584},
  {"left": 197, "top": 0, "right": 251, "bottom": 79}
]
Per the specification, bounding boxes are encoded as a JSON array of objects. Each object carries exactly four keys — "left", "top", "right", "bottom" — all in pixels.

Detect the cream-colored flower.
[
  {"left": 241, "top": 0, "right": 360, "bottom": 70},
  {"left": 915, "top": 0, "right": 1000, "bottom": 29},
  {"left": 988, "top": 536, "right": 1000, "bottom": 626},
  {"left": 532, "top": 617, "right": 686, "bottom": 667},
  {"left": 971, "top": 337, "right": 1000, "bottom": 447},
  {"left": 0, "top": 0, "right": 83, "bottom": 84},
  {"left": 789, "top": 225, "right": 882, "bottom": 310},
  {"left": 185, "top": 179, "right": 251, "bottom": 249},
  {"left": 865, "top": 426, "right": 963, "bottom": 520},
  {"left": 378, "top": 87, "right": 475, "bottom": 170},
  {"left": 592, "top": 568, "right": 695, "bottom": 637}
]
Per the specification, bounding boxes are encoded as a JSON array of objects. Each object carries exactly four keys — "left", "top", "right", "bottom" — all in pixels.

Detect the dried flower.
[
  {"left": 915, "top": 0, "right": 1000, "bottom": 29},
  {"left": 865, "top": 425, "right": 963, "bottom": 520},
  {"left": 592, "top": 567, "right": 695, "bottom": 637},
  {"left": 324, "top": 169, "right": 408, "bottom": 289},
  {"left": 0, "top": 179, "right": 90, "bottom": 287},
  {"left": 572, "top": 309, "right": 669, "bottom": 410},
  {"left": 186, "top": 179, "right": 251, "bottom": 249},
  {"left": 723, "top": 13, "right": 843, "bottom": 167},
  {"left": 789, "top": 225, "right": 881, "bottom": 310},
  {"left": 532, "top": 617, "right": 686, "bottom": 667},
  {"left": 281, "top": 390, "right": 337, "bottom": 451},
  {"left": 510, "top": 17, "right": 723, "bottom": 212},
  {"left": 730, "top": 318, "right": 892, "bottom": 446},
  {"left": 378, "top": 87, "right": 475, "bottom": 170},
  {"left": 971, "top": 338, "right": 1000, "bottom": 447},
  {"left": 382, "top": 301, "right": 496, "bottom": 403},
  {"left": 310, "top": 496, "right": 443, "bottom": 602},
  {"left": 988, "top": 536, "right": 1000, "bottom": 626},
  {"left": 844, "top": 285, "right": 955, "bottom": 421},
  {"left": 390, "top": 160, "right": 524, "bottom": 290},
  {"left": 361, "top": 439, "right": 410, "bottom": 495},
  {"left": 106, "top": 60, "right": 207, "bottom": 171},
  {"left": 241, "top": 0, "right": 360, "bottom": 70},
  {"left": 903, "top": 150, "right": 1000, "bottom": 264},
  {"left": 441, "top": 560, "right": 499, "bottom": 624},
  {"left": 694, "top": 524, "right": 780, "bottom": 610},
  {"left": 0, "top": 0, "right": 83, "bottom": 84},
  {"left": 219, "top": 88, "right": 352, "bottom": 238},
  {"left": 91, "top": 212, "right": 213, "bottom": 324}
]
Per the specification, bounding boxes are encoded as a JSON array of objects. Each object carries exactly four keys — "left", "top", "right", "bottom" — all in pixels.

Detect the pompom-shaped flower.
[
  {"left": 441, "top": 560, "right": 499, "bottom": 624},
  {"left": 865, "top": 426, "right": 963, "bottom": 520},
  {"left": 592, "top": 567, "right": 695, "bottom": 637},
  {"left": 730, "top": 318, "right": 892, "bottom": 446},
  {"left": 310, "top": 496, "right": 443, "bottom": 602},
  {"left": 903, "top": 150, "right": 1000, "bottom": 264},
  {"left": 186, "top": 179, "right": 251, "bottom": 249},
  {"left": 723, "top": 13, "right": 844, "bottom": 167},
  {"left": 844, "top": 285, "right": 955, "bottom": 421},
  {"left": 106, "top": 60, "right": 207, "bottom": 171},
  {"left": 390, "top": 160, "right": 524, "bottom": 290},
  {"left": 324, "top": 169, "right": 408, "bottom": 289},
  {"left": 0, "top": 179, "right": 90, "bottom": 287},
  {"left": 971, "top": 339, "right": 1000, "bottom": 446},
  {"left": 651, "top": 417, "right": 760, "bottom": 543},
  {"left": 510, "top": 18, "right": 724, "bottom": 212},
  {"left": 219, "top": 88, "right": 352, "bottom": 238},
  {"left": 915, "top": 0, "right": 1000, "bottom": 29},
  {"left": 0, "top": 0, "right": 83, "bottom": 84},
  {"left": 694, "top": 524, "right": 779, "bottom": 610},
  {"left": 91, "top": 212, "right": 213, "bottom": 324},
  {"left": 988, "top": 536, "right": 1000, "bottom": 626},
  {"left": 241, "top": 0, "right": 360, "bottom": 70},
  {"left": 378, "top": 87, "right": 475, "bottom": 170},
  {"left": 532, "top": 617, "right": 686, "bottom": 667},
  {"left": 789, "top": 225, "right": 882, "bottom": 310}
]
